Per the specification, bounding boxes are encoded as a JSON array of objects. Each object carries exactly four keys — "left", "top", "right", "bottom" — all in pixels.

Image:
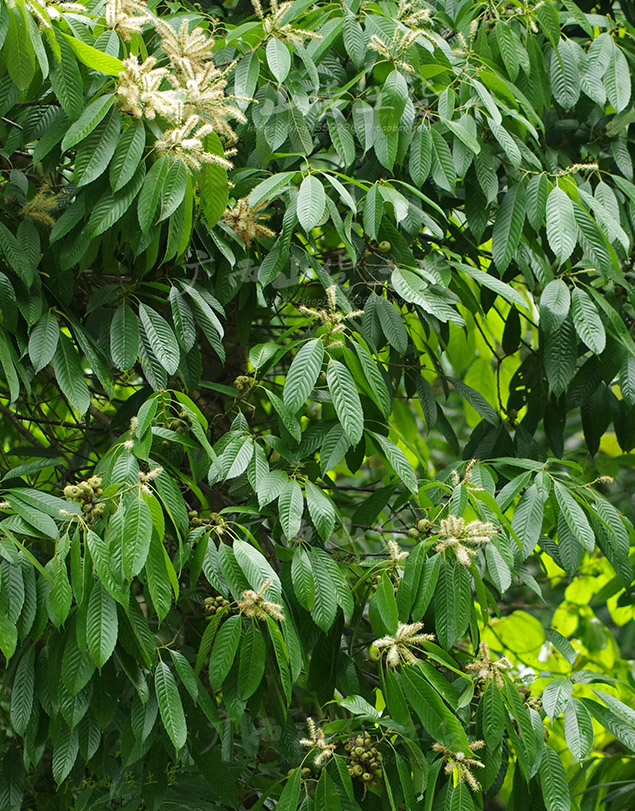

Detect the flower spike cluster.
[
  {"left": 155, "top": 117, "right": 234, "bottom": 171},
  {"left": 222, "top": 198, "right": 275, "bottom": 246},
  {"left": 433, "top": 741, "right": 486, "bottom": 792},
  {"left": 435, "top": 515, "right": 498, "bottom": 567},
  {"left": 297, "top": 285, "right": 363, "bottom": 348},
  {"left": 110, "top": 0, "right": 244, "bottom": 168},
  {"left": 464, "top": 642, "right": 512, "bottom": 688},
  {"left": 252, "top": 0, "right": 321, "bottom": 45},
  {"left": 373, "top": 622, "right": 435, "bottom": 668},
  {"left": 237, "top": 578, "right": 285, "bottom": 621},
  {"left": 105, "top": 0, "right": 151, "bottom": 38},
  {"left": 388, "top": 539, "right": 409, "bottom": 566},
  {"left": 299, "top": 718, "right": 336, "bottom": 766}
]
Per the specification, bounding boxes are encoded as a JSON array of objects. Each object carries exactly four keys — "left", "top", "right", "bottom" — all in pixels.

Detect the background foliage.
[{"left": 0, "top": 0, "right": 635, "bottom": 808}]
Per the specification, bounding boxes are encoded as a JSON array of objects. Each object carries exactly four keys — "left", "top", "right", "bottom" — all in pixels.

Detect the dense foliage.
[{"left": 1, "top": 0, "right": 635, "bottom": 808}]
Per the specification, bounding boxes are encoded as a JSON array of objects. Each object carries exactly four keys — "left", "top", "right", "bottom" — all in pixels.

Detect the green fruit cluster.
[
  {"left": 63, "top": 476, "right": 103, "bottom": 517},
  {"left": 344, "top": 731, "right": 382, "bottom": 784},
  {"left": 204, "top": 595, "right": 230, "bottom": 615}
]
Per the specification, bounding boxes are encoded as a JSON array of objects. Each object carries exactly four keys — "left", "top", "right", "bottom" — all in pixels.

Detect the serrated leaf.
[
  {"left": 279, "top": 479, "right": 303, "bottom": 540},
  {"left": 138, "top": 303, "right": 180, "bottom": 375},
  {"left": 86, "top": 583, "right": 118, "bottom": 668},
  {"left": 604, "top": 41, "right": 630, "bottom": 113},
  {"left": 539, "top": 746, "right": 571, "bottom": 811},
  {"left": 29, "top": 312, "right": 60, "bottom": 373},
  {"left": 326, "top": 358, "right": 364, "bottom": 445},
  {"left": 409, "top": 125, "right": 432, "bottom": 186},
  {"left": 283, "top": 339, "right": 324, "bottom": 412},
  {"left": 553, "top": 481, "right": 595, "bottom": 553},
  {"left": 304, "top": 480, "right": 336, "bottom": 541},
  {"left": 110, "top": 119, "right": 146, "bottom": 192},
  {"left": 546, "top": 187, "right": 576, "bottom": 266},
  {"left": 492, "top": 183, "right": 526, "bottom": 272},
  {"left": 234, "top": 538, "right": 281, "bottom": 600},
  {"left": 61, "top": 94, "right": 114, "bottom": 152},
  {"left": 542, "top": 678, "right": 573, "bottom": 720},
  {"left": 110, "top": 304, "right": 139, "bottom": 370},
  {"left": 266, "top": 37, "right": 291, "bottom": 83},
  {"left": 564, "top": 699, "right": 594, "bottom": 760},
  {"left": 297, "top": 175, "right": 326, "bottom": 231},
  {"left": 52, "top": 334, "right": 90, "bottom": 414},
  {"left": 310, "top": 550, "right": 338, "bottom": 630},
  {"left": 10, "top": 646, "right": 34, "bottom": 736},
  {"left": 570, "top": 287, "right": 605, "bottom": 354},
  {"left": 60, "top": 33, "right": 125, "bottom": 75},
  {"left": 122, "top": 497, "right": 153, "bottom": 579},
  {"left": 238, "top": 623, "right": 266, "bottom": 699},
  {"left": 137, "top": 156, "right": 169, "bottom": 233},
  {"left": 370, "top": 432, "right": 417, "bottom": 494},
  {"left": 155, "top": 660, "right": 187, "bottom": 749},
  {"left": 209, "top": 614, "right": 241, "bottom": 689}
]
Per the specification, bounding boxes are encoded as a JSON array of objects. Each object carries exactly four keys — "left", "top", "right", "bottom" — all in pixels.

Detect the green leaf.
[
  {"left": 74, "top": 110, "right": 121, "bottom": 187},
  {"left": 378, "top": 70, "right": 408, "bottom": 136},
  {"left": 233, "top": 538, "right": 282, "bottom": 600},
  {"left": 328, "top": 108, "right": 355, "bottom": 167},
  {"left": 238, "top": 623, "right": 266, "bottom": 699},
  {"left": 61, "top": 94, "right": 113, "bottom": 152},
  {"left": 375, "top": 572, "right": 398, "bottom": 634},
  {"left": 29, "top": 312, "right": 60, "bottom": 373},
  {"left": 310, "top": 549, "right": 338, "bottom": 631},
  {"left": 544, "top": 315, "right": 577, "bottom": 397},
  {"left": 279, "top": 479, "right": 304, "bottom": 540},
  {"left": 199, "top": 133, "right": 229, "bottom": 227},
  {"left": 291, "top": 547, "right": 314, "bottom": 610},
  {"left": 480, "top": 681, "right": 505, "bottom": 750},
  {"left": 60, "top": 32, "right": 125, "bottom": 76},
  {"left": 5, "top": 6, "right": 34, "bottom": 90},
  {"left": 154, "top": 660, "right": 187, "bottom": 750},
  {"left": 564, "top": 699, "right": 594, "bottom": 760},
  {"left": 52, "top": 724, "right": 79, "bottom": 786},
  {"left": 430, "top": 127, "right": 456, "bottom": 192},
  {"left": 401, "top": 667, "right": 471, "bottom": 754},
  {"left": 604, "top": 41, "right": 630, "bottom": 113},
  {"left": 283, "top": 338, "right": 324, "bottom": 412},
  {"left": 110, "top": 119, "right": 146, "bottom": 192},
  {"left": 570, "top": 287, "right": 605, "bottom": 355},
  {"left": 158, "top": 159, "right": 188, "bottom": 222},
  {"left": 539, "top": 745, "right": 571, "bottom": 811},
  {"left": 492, "top": 183, "right": 526, "bottom": 272},
  {"left": 370, "top": 432, "right": 418, "bottom": 494},
  {"left": 266, "top": 37, "right": 291, "bottom": 83},
  {"left": 52, "top": 334, "right": 90, "bottom": 414},
  {"left": 122, "top": 497, "right": 153, "bottom": 579},
  {"left": 10, "top": 646, "right": 34, "bottom": 736},
  {"left": 297, "top": 175, "right": 326, "bottom": 231},
  {"left": 146, "top": 531, "right": 173, "bottom": 621},
  {"left": 409, "top": 125, "right": 432, "bottom": 186},
  {"left": 138, "top": 303, "right": 180, "bottom": 375},
  {"left": 137, "top": 156, "right": 169, "bottom": 233},
  {"left": 304, "top": 480, "right": 336, "bottom": 541},
  {"left": 553, "top": 481, "right": 595, "bottom": 553},
  {"left": 277, "top": 768, "right": 302, "bottom": 811},
  {"left": 89, "top": 162, "right": 146, "bottom": 236},
  {"left": 248, "top": 172, "right": 296, "bottom": 208},
  {"left": 542, "top": 678, "right": 573, "bottom": 720},
  {"left": 209, "top": 614, "right": 241, "bottom": 689},
  {"left": 546, "top": 187, "right": 576, "bottom": 266},
  {"left": 550, "top": 39, "right": 580, "bottom": 110},
  {"left": 540, "top": 279, "right": 571, "bottom": 331},
  {"left": 86, "top": 583, "right": 118, "bottom": 668},
  {"left": 110, "top": 303, "right": 139, "bottom": 371},
  {"left": 326, "top": 358, "right": 364, "bottom": 445}
]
